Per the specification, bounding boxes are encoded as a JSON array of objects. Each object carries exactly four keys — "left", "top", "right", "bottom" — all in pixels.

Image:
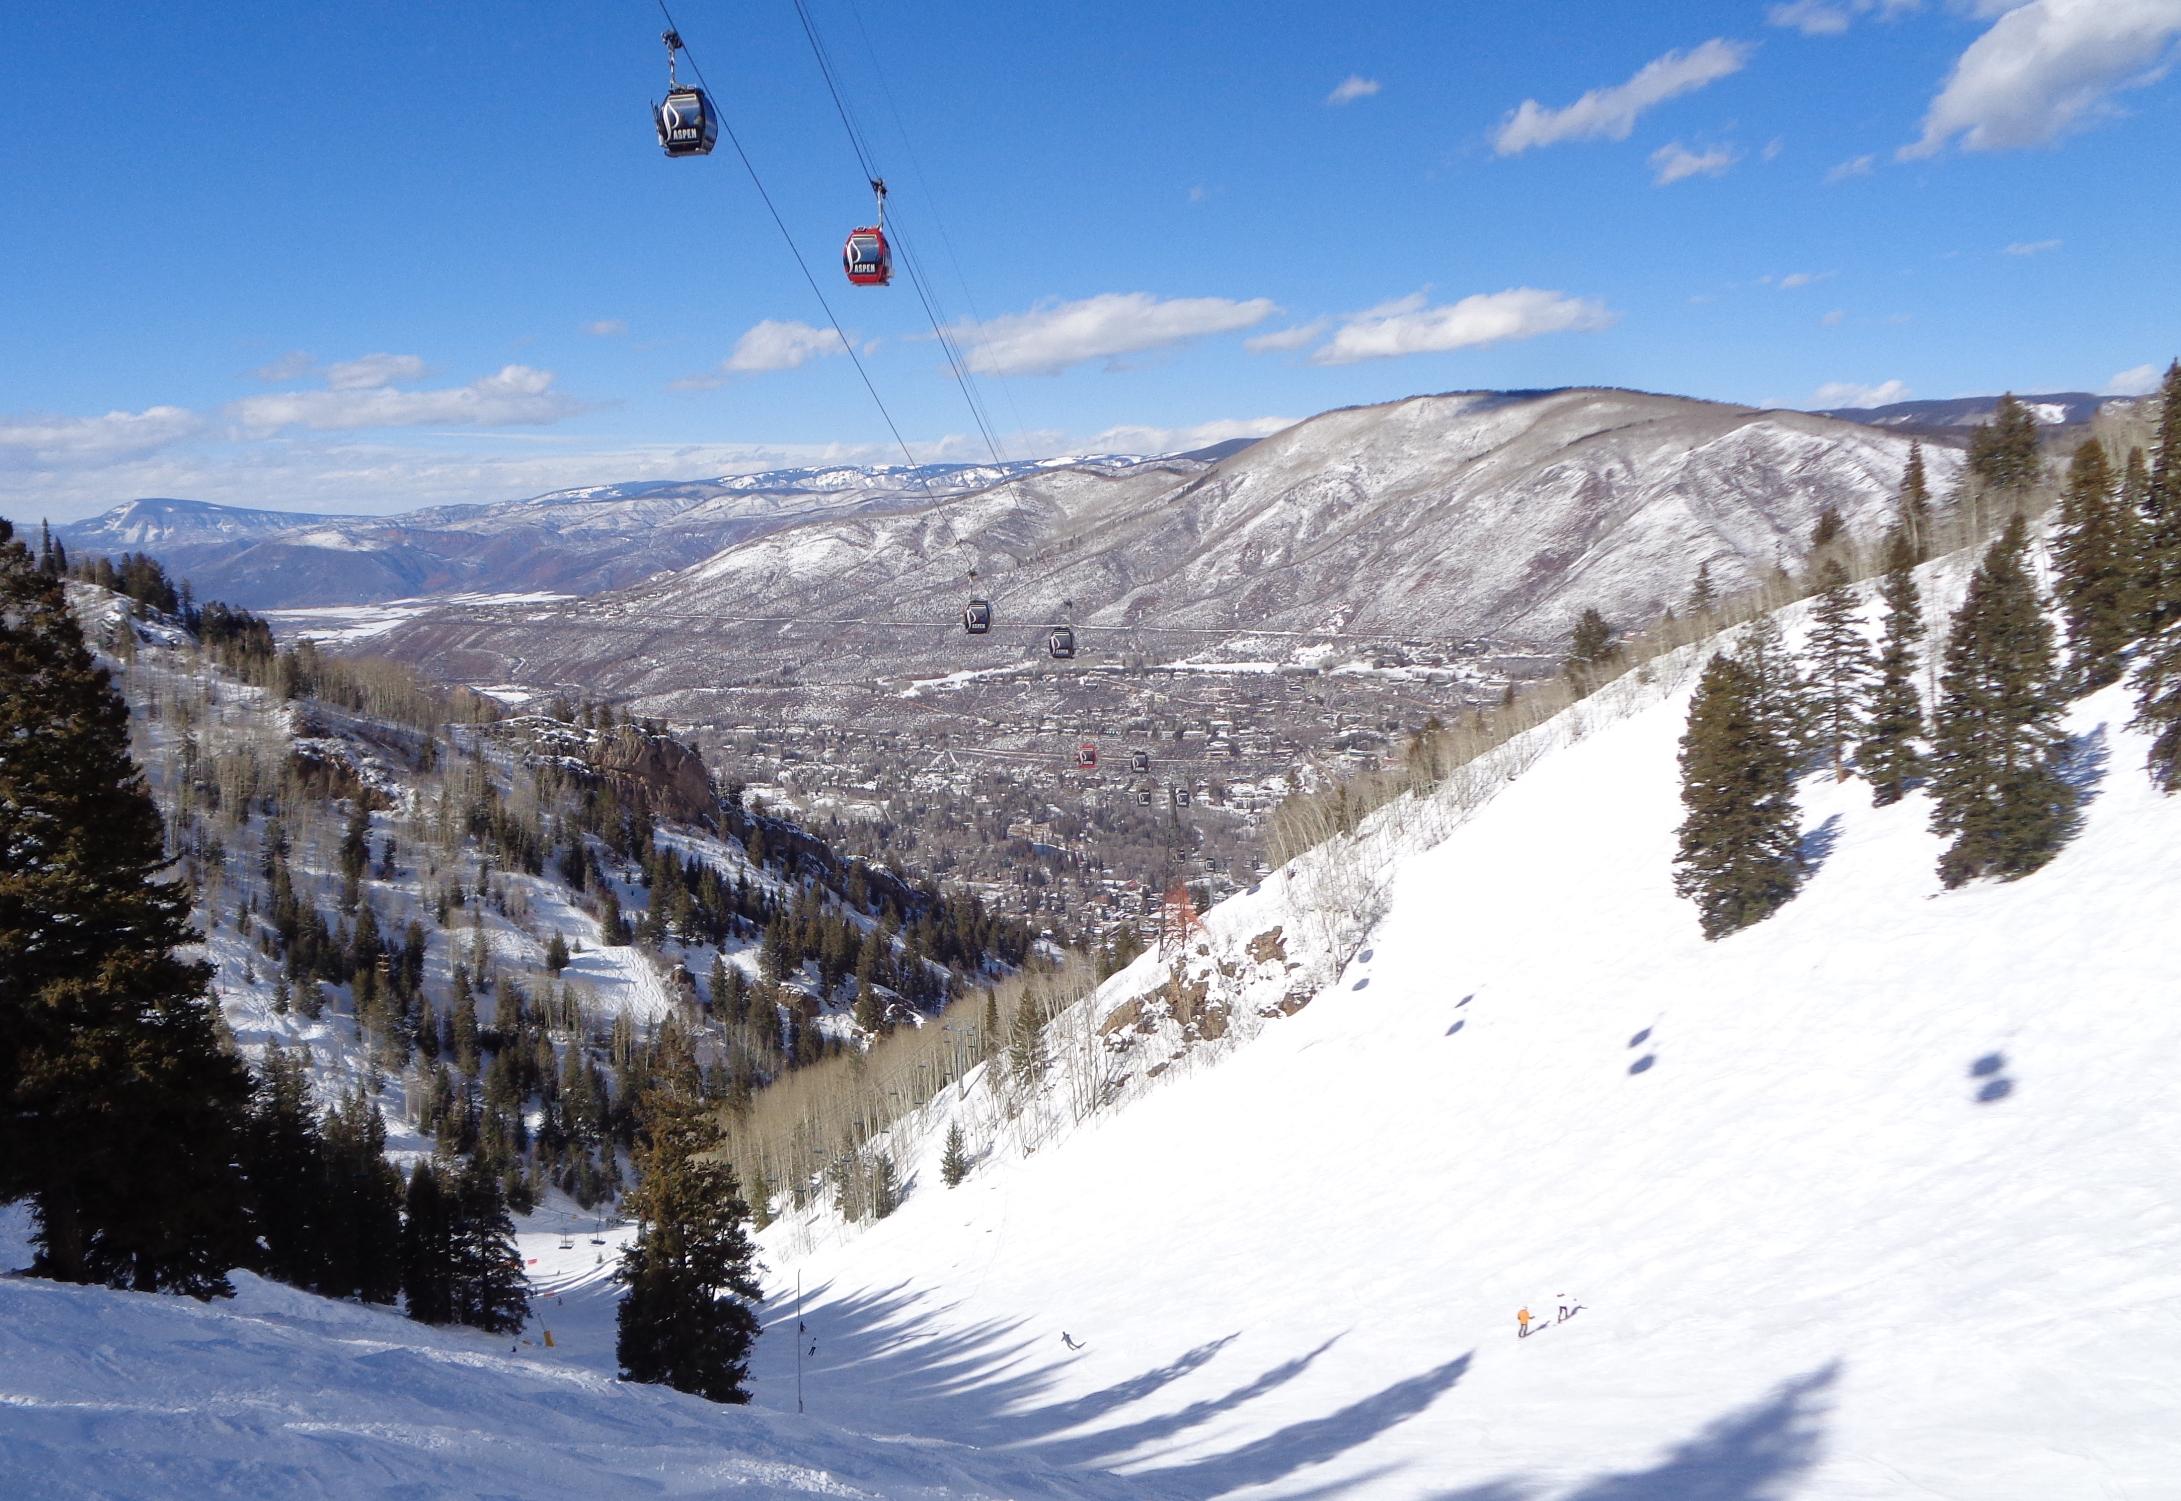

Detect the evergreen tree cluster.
[{"left": 1676, "top": 361, "right": 2181, "bottom": 931}]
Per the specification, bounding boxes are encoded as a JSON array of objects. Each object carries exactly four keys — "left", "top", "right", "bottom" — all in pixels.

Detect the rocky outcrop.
[{"left": 588, "top": 725, "right": 717, "bottom": 824}]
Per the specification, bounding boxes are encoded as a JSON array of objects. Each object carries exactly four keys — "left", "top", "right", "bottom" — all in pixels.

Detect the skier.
[
  {"left": 1517, "top": 1307, "right": 1533, "bottom": 1339},
  {"left": 1061, "top": 1331, "right": 1083, "bottom": 1351}
]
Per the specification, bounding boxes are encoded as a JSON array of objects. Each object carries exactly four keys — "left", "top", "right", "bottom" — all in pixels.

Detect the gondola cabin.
[
  {"left": 844, "top": 226, "right": 891, "bottom": 286},
  {"left": 1138, "top": 788, "right": 1153, "bottom": 806},
  {"left": 1174, "top": 787, "right": 1193, "bottom": 807},
  {"left": 654, "top": 88, "right": 719, "bottom": 157},
  {"left": 1076, "top": 743, "right": 1098, "bottom": 771},
  {"left": 963, "top": 598, "right": 992, "bottom": 634},
  {"left": 1130, "top": 749, "right": 1150, "bottom": 774},
  {"left": 1047, "top": 625, "right": 1076, "bottom": 660}
]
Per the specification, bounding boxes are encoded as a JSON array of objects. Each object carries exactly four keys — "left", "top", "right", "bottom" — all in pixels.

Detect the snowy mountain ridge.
[{"left": 373, "top": 386, "right": 1963, "bottom": 714}]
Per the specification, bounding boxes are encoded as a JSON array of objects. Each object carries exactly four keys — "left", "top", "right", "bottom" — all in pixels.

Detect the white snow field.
[
  {"left": 746, "top": 665, "right": 2181, "bottom": 1498},
  {"left": 5, "top": 574, "right": 2178, "bottom": 1498}
]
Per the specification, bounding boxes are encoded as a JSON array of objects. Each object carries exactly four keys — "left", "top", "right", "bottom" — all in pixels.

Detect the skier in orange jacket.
[{"left": 1517, "top": 1307, "right": 1533, "bottom": 1338}]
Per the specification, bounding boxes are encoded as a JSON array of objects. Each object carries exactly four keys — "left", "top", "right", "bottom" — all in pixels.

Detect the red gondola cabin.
[
  {"left": 844, "top": 226, "right": 891, "bottom": 286},
  {"left": 1076, "top": 743, "right": 1098, "bottom": 771}
]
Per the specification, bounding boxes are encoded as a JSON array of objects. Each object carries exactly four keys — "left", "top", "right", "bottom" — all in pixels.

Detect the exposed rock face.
[{"left": 589, "top": 726, "right": 717, "bottom": 823}]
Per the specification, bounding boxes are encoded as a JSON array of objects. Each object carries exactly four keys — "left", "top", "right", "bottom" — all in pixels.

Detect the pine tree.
[
  {"left": 616, "top": 1086, "right": 763, "bottom": 1404},
  {"left": 1564, "top": 607, "right": 1618, "bottom": 677},
  {"left": 1686, "top": 561, "right": 1717, "bottom": 618},
  {"left": 940, "top": 1120, "right": 971, "bottom": 1188},
  {"left": 1803, "top": 560, "right": 1874, "bottom": 778},
  {"left": 2050, "top": 438, "right": 2140, "bottom": 690},
  {"left": 1929, "top": 516, "right": 2073, "bottom": 886},
  {"left": 1810, "top": 505, "right": 1845, "bottom": 552},
  {"left": 545, "top": 931, "right": 570, "bottom": 974},
  {"left": 2134, "top": 622, "right": 2181, "bottom": 792},
  {"left": 1860, "top": 530, "right": 1929, "bottom": 805},
  {"left": 1967, "top": 393, "right": 2043, "bottom": 505},
  {"left": 0, "top": 535, "right": 251, "bottom": 1296},
  {"left": 448, "top": 1158, "right": 529, "bottom": 1333},
  {"left": 399, "top": 1160, "right": 455, "bottom": 1324},
  {"left": 2131, "top": 367, "right": 2181, "bottom": 788},
  {"left": 1735, "top": 614, "right": 1813, "bottom": 763},
  {"left": 320, "top": 1086, "right": 405, "bottom": 1304},
  {"left": 241, "top": 1040, "right": 327, "bottom": 1289},
  {"left": 2139, "top": 361, "right": 2181, "bottom": 636},
  {"left": 1897, "top": 440, "right": 1934, "bottom": 561},
  {"left": 1673, "top": 653, "right": 1803, "bottom": 939}
]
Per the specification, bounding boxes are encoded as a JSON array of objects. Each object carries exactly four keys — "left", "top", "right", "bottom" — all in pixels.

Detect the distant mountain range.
[
  {"left": 1811, "top": 391, "right": 2114, "bottom": 437},
  {"left": 53, "top": 457, "right": 1200, "bottom": 610},
  {"left": 365, "top": 386, "right": 1964, "bottom": 710}
]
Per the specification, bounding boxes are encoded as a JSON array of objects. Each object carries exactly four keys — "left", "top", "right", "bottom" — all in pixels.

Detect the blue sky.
[{"left": 4, "top": 0, "right": 2178, "bottom": 520}]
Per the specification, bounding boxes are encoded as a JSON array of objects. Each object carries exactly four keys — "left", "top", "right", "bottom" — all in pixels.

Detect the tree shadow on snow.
[
  {"left": 1796, "top": 814, "right": 1844, "bottom": 878},
  {"left": 2057, "top": 723, "right": 2110, "bottom": 802},
  {"left": 769, "top": 1281, "right": 1470, "bottom": 1496},
  {"left": 1128, "top": 1351, "right": 1475, "bottom": 1497},
  {"left": 1422, "top": 1361, "right": 1840, "bottom": 1501}
]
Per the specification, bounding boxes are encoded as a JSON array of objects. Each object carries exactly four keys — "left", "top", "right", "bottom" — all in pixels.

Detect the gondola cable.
[{"left": 651, "top": 0, "right": 934, "bottom": 497}]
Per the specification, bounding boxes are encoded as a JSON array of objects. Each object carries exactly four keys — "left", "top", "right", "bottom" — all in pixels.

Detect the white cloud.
[
  {"left": 1327, "top": 74, "right": 1382, "bottom": 105},
  {"left": 1903, "top": 0, "right": 2181, "bottom": 157},
  {"left": 1244, "top": 319, "right": 1332, "bottom": 354},
  {"left": 1086, "top": 416, "right": 1297, "bottom": 454},
  {"left": 725, "top": 319, "right": 842, "bottom": 374},
  {"left": 252, "top": 351, "right": 316, "bottom": 383},
  {"left": 228, "top": 365, "right": 585, "bottom": 434},
  {"left": 1768, "top": 0, "right": 1924, "bottom": 33},
  {"left": 0, "top": 405, "right": 204, "bottom": 466},
  {"left": 2003, "top": 237, "right": 2063, "bottom": 254},
  {"left": 1493, "top": 39, "right": 1752, "bottom": 154},
  {"left": 325, "top": 353, "right": 429, "bottom": 391},
  {"left": 1311, "top": 288, "right": 1617, "bottom": 365},
  {"left": 951, "top": 292, "right": 1275, "bottom": 377},
  {"left": 1814, "top": 378, "right": 1913, "bottom": 407},
  {"left": 1769, "top": 2, "right": 1854, "bottom": 35},
  {"left": 1768, "top": 270, "right": 1837, "bottom": 288},
  {"left": 1762, "top": 136, "right": 1786, "bottom": 160},
  {"left": 1188, "top": 184, "right": 1210, "bottom": 204},
  {"left": 1650, "top": 141, "right": 1740, "bottom": 183},
  {"left": 2103, "top": 363, "right": 2162, "bottom": 395},
  {"left": 1826, "top": 152, "right": 1878, "bottom": 180},
  {"left": 584, "top": 319, "right": 629, "bottom": 337},
  {"left": 1822, "top": 308, "right": 1848, "bottom": 326}
]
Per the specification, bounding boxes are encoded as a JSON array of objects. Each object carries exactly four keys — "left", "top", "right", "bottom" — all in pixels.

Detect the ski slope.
[
  {"left": 754, "top": 657, "right": 2181, "bottom": 1497},
  {"left": 6, "top": 575, "right": 2177, "bottom": 1497}
]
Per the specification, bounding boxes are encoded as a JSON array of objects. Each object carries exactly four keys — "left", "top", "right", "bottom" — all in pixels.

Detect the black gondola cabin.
[
  {"left": 964, "top": 598, "right": 992, "bottom": 634},
  {"left": 654, "top": 88, "right": 719, "bottom": 157},
  {"left": 1047, "top": 625, "right": 1076, "bottom": 659}
]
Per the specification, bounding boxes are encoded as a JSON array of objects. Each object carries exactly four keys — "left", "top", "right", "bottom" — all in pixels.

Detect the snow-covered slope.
[
  {"left": 746, "top": 568, "right": 2180, "bottom": 1497},
  {"left": 0, "top": 1256, "right": 1128, "bottom": 1501}
]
